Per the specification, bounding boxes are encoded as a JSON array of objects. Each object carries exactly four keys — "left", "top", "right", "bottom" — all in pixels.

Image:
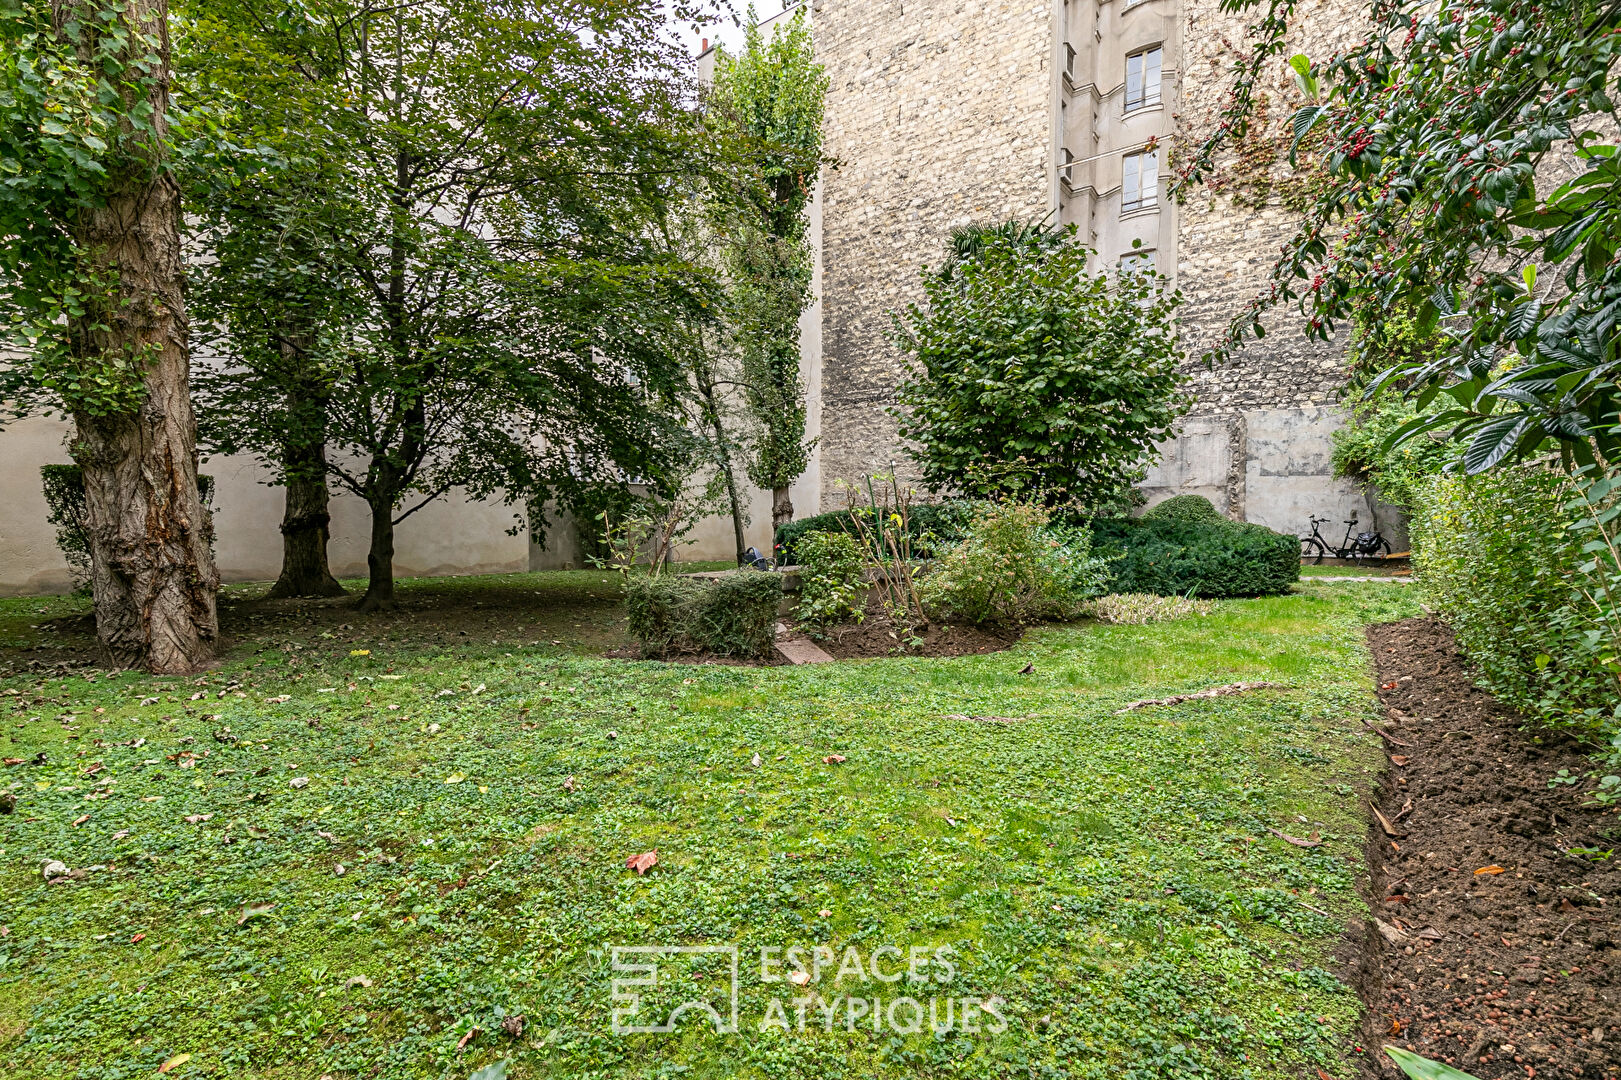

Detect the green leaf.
[
  {"left": 1384, "top": 1046, "right": 1482, "bottom": 1080},
  {"left": 1286, "top": 53, "right": 1318, "bottom": 99}
]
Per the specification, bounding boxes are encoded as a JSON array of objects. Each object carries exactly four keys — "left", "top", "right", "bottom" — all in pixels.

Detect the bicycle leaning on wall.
[{"left": 1300, "top": 513, "right": 1392, "bottom": 564}]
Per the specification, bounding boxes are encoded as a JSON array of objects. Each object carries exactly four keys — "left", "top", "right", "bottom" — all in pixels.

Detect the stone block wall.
[{"left": 813, "top": 0, "right": 1056, "bottom": 509}]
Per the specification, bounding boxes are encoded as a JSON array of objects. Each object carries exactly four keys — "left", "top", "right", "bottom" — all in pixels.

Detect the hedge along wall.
[{"left": 1412, "top": 463, "right": 1621, "bottom": 739}]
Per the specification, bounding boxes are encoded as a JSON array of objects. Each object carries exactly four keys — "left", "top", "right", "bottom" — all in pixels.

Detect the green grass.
[{"left": 0, "top": 575, "right": 1420, "bottom": 1079}]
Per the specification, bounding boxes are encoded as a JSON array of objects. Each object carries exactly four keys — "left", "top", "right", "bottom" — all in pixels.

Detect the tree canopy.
[
  {"left": 891, "top": 224, "right": 1190, "bottom": 511},
  {"left": 1183, "top": 0, "right": 1621, "bottom": 475}
]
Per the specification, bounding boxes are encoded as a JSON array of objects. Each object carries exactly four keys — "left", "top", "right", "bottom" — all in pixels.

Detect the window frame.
[
  {"left": 1123, "top": 45, "right": 1163, "bottom": 114},
  {"left": 1121, "top": 149, "right": 1159, "bottom": 214}
]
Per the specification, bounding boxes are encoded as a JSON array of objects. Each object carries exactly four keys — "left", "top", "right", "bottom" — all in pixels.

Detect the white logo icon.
[{"left": 610, "top": 945, "right": 740, "bottom": 1035}]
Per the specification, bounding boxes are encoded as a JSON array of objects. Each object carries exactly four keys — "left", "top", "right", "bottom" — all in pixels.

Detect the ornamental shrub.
[
  {"left": 919, "top": 502, "right": 1109, "bottom": 626},
  {"left": 1142, "top": 494, "right": 1226, "bottom": 526},
  {"left": 1091, "top": 516, "right": 1299, "bottom": 598},
  {"left": 626, "top": 572, "right": 782, "bottom": 659},
  {"left": 794, "top": 531, "right": 865, "bottom": 630},
  {"left": 890, "top": 221, "right": 1190, "bottom": 511},
  {"left": 774, "top": 500, "right": 974, "bottom": 565},
  {"left": 1413, "top": 464, "right": 1621, "bottom": 740}
]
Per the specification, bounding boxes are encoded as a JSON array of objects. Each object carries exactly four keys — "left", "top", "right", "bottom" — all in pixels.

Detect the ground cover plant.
[
  {"left": 1092, "top": 512, "right": 1301, "bottom": 599},
  {"left": 0, "top": 571, "right": 1420, "bottom": 1078}
]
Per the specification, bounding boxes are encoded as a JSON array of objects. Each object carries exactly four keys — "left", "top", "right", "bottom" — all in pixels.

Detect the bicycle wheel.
[{"left": 1300, "top": 537, "right": 1327, "bottom": 565}]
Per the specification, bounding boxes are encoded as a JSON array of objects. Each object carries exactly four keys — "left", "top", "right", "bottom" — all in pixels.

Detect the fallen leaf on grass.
[
  {"left": 237, "top": 902, "right": 276, "bottom": 925},
  {"left": 158, "top": 1053, "right": 191, "bottom": 1073},
  {"left": 1265, "top": 826, "right": 1321, "bottom": 848},
  {"left": 183, "top": 814, "right": 213, "bottom": 824},
  {"left": 443, "top": 773, "right": 465, "bottom": 785},
  {"left": 131, "top": 932, "right": 146, "bottom": 943},
  {"left": 456, "top": 1027, "right": 480, "bottom": 1050},
  {"left": 1018, "top": 662, "right": 1035, "bottom": 675},
  {"left": 626, "top": 851, "right": 658, "bottom": 875},
  {"left": 110, "top": 829, "right": 129, "bottom": 840},
  {"left": 344, "top": 975, "right": 372, "bottom": 989},
  {"left": 788, "top": 970, "right": 811, "bottom": 986},
  {"left": 1474, "top": 865, "right": 1506, "bottom": 876},
  {"left": 823, "top": 755, "right": 846, "bottom": 765},
  {"left": 750, "top": 753, "right": 762, "bottom": 768},
  {"left": 561, "top": 775, "right": 577, "bottom": 792},
  {"left": 71, "top": 814, "right": 89, "bottom": 826}
]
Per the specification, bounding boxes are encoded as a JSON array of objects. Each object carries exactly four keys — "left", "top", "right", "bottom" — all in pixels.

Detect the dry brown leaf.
[
  {"left": 1474, "top": 865, "right": 1506, "bottom": 876},
  {"left": 1265, "top": 826, "right": 1322, "bottom": 848},
  {"left": 456, "top": 1027, "right": 479, "bottom": 1051},
  {"left": 1372, "top": 805, "right": 1402, "bottom": 837},
  {"left": 626, "top": 851, "right": 658, "bottom": 875},
  {"left": 71, "top": 814, "right": 89, "bottom": 826},
  {"left": 1415, "top": 927, "right": 1444, "bottom": 941},
  {"left": 1389, "top": 754, "right": 1410, "bottom": 766},
  {"left": 788, "top": 970, "right": 811, "bottom": 986},
  {"left": 823, "top": 755, "right": 846, "bottom": 765},
  {"left": 158, "top": 1053, "right": 191, "bottom": 1074},
  {"left": 562, "top": 775, "right": 577, "bottom": 792}
]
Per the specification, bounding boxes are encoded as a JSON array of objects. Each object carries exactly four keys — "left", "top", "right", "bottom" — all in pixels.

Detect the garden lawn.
[{"left": 0, "top": 575, "right": 1419, "bottom": 1079}]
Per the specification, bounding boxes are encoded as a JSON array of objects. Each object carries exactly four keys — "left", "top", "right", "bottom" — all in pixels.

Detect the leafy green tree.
[
  {"left": 1, "top": 0, "right": 218, "bottom": 671},
  {"left": 1183, "top": 0, "right": 1621, "bottom": 476},
  {"left": 890, "top": 223, "right": 1191, "bottom": 511},
  {"left": 176, "top": 0, "right": 727, "bottom": 611},
  {"left": 707, "top": 5, "right": 827, "bottom": 531}
]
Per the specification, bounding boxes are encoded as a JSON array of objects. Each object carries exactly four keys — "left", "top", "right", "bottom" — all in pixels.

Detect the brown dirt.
[
  {"left": 811, "top": 608, "right": 1020, "bottom": 660},
  {"left": 1355, "top": 617, "right": 1621, "bottom": 1078}
]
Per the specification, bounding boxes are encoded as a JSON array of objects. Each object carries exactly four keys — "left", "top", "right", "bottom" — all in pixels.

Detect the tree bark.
[
  {"left": 59, "top": 0, "right": 219, "bottom": 673},
  {"left": 358, "top": 494, "right": 396, "bottom": 612},
  {"left": 691, "top": 351, "right": 748, "bottom": 564},
  {"left": 268, "top": 452, "right": 344, "bottom": 598},
  {"left": 268, "top": 338, "right": 344, "bottom": 599},
  {"left": 772, "top": 485, "right": 794, "bottom": 534}
]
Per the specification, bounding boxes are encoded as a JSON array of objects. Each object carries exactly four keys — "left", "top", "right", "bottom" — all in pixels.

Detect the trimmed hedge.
[
  {"left": 626, "top": 572, "right": 783, "bottom": 659},
  {"left": 774, "top": 501, "right": 975, "bottom": 565},
  {"left": 1142, "top": 494, "right": 1226, "bottom": 525},
  {"left": 1092, "top": 515, "right": 1299, "bottom": 598}
]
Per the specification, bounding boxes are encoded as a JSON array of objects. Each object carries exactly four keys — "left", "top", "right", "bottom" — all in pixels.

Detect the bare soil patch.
[
  {"left": 811, "top": 608, "right": 1020, "bottom": 660},
  {"left": 1356, "top": 617, "right": 1621, "bottom": 1078}
]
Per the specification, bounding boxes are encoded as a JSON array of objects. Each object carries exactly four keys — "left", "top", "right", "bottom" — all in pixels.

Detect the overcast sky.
[{"left": 662, "top": 1, "right": 774, "bottom": 58}]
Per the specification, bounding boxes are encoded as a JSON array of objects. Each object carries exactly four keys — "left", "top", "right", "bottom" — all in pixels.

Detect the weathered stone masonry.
[
  {"left": 814, "top": 0, "right": 1055, "bottom": 505},
  {"left": 809, "top": 0, "right": 1392, "bottom": 543}
]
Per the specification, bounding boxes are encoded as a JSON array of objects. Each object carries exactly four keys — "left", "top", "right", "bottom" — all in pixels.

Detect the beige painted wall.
[{"left": 0, "top": 415, "right": 529, "bottom": 596}]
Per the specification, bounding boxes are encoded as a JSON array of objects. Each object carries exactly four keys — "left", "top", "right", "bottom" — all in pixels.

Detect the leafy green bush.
[
  {"left": 891, "top": 221, "right": 1190, "bottom": 510},
  {"left": 1413, "top": 464, "right": 1620, "bottom": 739},
  {"left": 1092, "top": 516, "right": 1299, "bottom": 598},
  {"left": 1331, "top": 391, "right": 1457, "bottom": 512},
  {"left": 1142, "top": 494, "right": 1225, "bottom": 525},
  {"left": 794, "top": 531, "right": 865, "bottom": 630},
  {"left": 1087, "top": 593, "right": 1215, "bottom": 625},
  {"left": 41, "top": 464, "right": 215, "bottom": 593},
  {"left": 774, "top": 500, "right": 974, "bottom": 565},
  {"left": 625, "top": 572, "right": 783, "bottom": 659},
  {"left": 919, "top": 502, "right": 1108, "bottom": 626}
]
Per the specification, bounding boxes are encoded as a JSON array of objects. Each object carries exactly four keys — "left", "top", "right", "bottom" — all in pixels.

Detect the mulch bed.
[
  {"left": 812, "top": 609, "right": 1019, "bottom": 660},
  {"left": 1355, "top": 617, "right": 1621, "bottom": 1079}
]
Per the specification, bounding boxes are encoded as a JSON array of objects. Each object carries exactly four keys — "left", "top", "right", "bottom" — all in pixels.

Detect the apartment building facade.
[{"left": 810, "top": 0, "right": 1395, "bottom": 541}]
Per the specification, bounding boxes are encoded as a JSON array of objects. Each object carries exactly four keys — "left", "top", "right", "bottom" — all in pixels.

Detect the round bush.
[
  {"left": 1142, "top": 494, "right": 1225, "bottom": 525},
  {"left": 1091, "top": 516, "right": 1299, "bottom": 598}
]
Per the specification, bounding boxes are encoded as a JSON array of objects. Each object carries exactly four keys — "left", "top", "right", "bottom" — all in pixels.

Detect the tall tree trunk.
[
  {"left": 268, "top": 338, "right": 344, "bottom": 599},
  {"left": 268, "top": 449, "right": 344, "bottom": 598},
  {"left": 692, "top": 353, "right": 748, "bottom": 564},
  {"left": 772, "top": 486, "right": 794, "bottom": 534},
  {"left": 359, "top": 493, "right": 396, "bottom": 613},
  {"left": 59, "top": 0, "right": 218, "bottom": 673}
]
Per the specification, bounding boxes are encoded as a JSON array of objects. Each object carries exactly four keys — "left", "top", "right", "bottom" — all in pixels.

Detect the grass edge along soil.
[{"left": 1354, "top": 618, "right": 1620, "bottom": 1080}]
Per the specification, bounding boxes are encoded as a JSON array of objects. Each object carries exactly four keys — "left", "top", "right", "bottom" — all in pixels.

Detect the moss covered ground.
[{"left": 0, "top": 574, "right": 1420, "bottom": 1079}]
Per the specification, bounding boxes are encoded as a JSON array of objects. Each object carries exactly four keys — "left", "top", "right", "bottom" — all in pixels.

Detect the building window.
[
  {"left": 1122, "top": 149, "right": 1158, "bottom": 213},
  {"left": 1066, "top": 42, "right": 1077, "bottom": 79},
  {"left": 1124, "top": 46, "right": 1162, "bottom": 112},
  {"left": 1120, "top": 249, "right": 1157, "bottom": 276}
]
